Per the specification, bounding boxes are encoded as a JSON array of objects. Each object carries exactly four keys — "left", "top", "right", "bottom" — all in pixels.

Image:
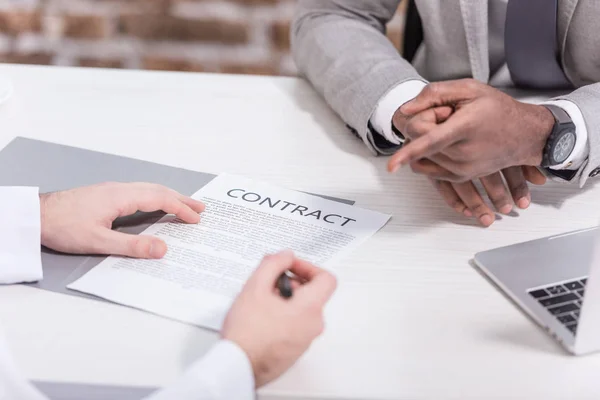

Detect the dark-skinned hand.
[
  {"left": 388, "top": 79, "right": 555, "bottom": 180},
  {"left": 390, "top": 91, "right": 548, "bottom": 227}
]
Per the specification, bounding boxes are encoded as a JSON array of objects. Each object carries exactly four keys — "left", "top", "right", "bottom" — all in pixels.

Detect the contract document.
[{"left": 68, "top": 174, "right": 391, "bottom": 330}]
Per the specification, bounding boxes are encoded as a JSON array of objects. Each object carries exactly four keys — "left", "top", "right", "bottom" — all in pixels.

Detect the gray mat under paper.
[
  {"left": 0, "top": 137, "right": 353, "bottom": 303},
  {"left": 0, "top": 137, "right": 353, "bottom": 400}
]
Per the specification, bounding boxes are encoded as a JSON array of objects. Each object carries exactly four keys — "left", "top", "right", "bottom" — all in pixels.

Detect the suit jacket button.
[{"left": 590, "top": 168, "right": 600, "bottom": 178}]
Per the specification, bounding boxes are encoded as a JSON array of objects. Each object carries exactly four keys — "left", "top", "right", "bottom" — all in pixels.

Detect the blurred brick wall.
[{"left": 0, "top": 0, "right": 406, "bottom": 76}]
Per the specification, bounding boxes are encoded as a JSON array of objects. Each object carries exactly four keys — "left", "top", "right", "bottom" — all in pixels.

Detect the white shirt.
[
  {"left": 371, "top": 0, "right": 589, "bottom": 172},
  {"left": 0, "top": 187, "right": 255, "bottom": 400}
]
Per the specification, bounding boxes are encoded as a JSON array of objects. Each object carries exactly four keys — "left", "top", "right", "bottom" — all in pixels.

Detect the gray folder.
[
  {"left": 0, "top": 137, "right": 352, "bottom": 399},
  {"left": 31, "top": 382, "right": 156, "bottom": 400},
  {"left": 0, "top": 137, "right": 213, "bottom": 302},
  {"left": 0, "top": 137, "right": 353, "bottom": 302}
]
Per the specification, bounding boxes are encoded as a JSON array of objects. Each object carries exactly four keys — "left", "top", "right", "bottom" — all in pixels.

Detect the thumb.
[
  {"left": 400, "top": 80, "right": 477, "bottom": 116},
  {"left": 98, "top": 229, "right": 168, "bottom": 259}
]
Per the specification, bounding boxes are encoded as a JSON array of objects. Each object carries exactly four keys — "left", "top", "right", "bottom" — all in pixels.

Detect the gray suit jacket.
[{"left": 291, "top": 0, "right": 600, "bottom": 186}]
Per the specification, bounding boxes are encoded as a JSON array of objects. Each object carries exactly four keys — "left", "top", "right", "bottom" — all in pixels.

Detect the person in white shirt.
[{"left": 0, "top": 182, "right": 337, "bottom": 400}]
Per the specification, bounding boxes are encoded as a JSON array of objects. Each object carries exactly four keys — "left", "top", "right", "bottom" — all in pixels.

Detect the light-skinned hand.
[
  {"left": 222, "top": 250, "right": 337, "bottom": 388},
  {"left": 40, "top": 182, "right": 205, "bottom": 258}
]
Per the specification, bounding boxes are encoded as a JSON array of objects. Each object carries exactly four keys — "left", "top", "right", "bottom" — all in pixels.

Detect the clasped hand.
[{"left": 388, "top": 79, "right": 555, "bottom": 226}]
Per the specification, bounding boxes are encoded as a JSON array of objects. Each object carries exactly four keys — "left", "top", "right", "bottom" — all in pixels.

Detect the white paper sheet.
[{"left": 68, "top": 174, "right": 391, "bottom": 330}]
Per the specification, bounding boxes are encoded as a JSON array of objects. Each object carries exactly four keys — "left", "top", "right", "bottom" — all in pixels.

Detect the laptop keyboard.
[{"left": 528, "top": 277, "right": 587, "bottom": 334}]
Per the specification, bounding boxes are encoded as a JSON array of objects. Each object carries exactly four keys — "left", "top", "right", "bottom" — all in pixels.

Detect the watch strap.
[
  {"left": 541, "top": 104, "right": 576, "bottom": 168},
  {"left": 544, "top": 104, "right": 571, "bottom": 125}
]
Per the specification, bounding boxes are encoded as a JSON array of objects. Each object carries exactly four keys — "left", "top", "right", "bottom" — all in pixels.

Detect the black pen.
[{"left": 277, "top": 272, "right": 294, "bottom": 298}]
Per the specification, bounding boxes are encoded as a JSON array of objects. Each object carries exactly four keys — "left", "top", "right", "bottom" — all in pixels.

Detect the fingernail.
[
  {"left": 463, "top": 209, "right": 472, "bottom": 217},
  {"left": 480, "top": 214, "right": 494, "bottom": 227},
  {"left": 499, "top": 204, "right": 513, "bottom": 215},
  {"left": 517, "top": 197, "right": 530, "bottom": 209},
  {"left": 390, "top": 164, "right": 400, "bottom": 173}
]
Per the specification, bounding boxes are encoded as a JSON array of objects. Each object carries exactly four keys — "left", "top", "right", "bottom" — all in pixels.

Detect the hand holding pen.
[{"left": 222, "top": 250, "right": 337, "bottom": 387}]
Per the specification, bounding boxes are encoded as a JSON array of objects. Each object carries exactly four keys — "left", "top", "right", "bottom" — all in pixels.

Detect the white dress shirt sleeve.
[
  {"left": 146, "top": 339, "right": 255, "bottom": 400},
  {"left": 0, "top": 188, "right": 48, "bottom": 400},
  {"left": 0, "top": 187, "right": 43, "bottom": 285},
  {"left": 542, "top": 99, "right": 590, "bottom": 171},
  {"left": 370, "top": 80, "right": 428, "bottom": 144},
  {"left": 0, "top": 336, "right": 255, "bottom": 400}
]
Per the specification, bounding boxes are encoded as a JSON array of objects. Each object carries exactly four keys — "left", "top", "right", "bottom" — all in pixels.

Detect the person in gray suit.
[{"left": 292, "top": 0, "right": 599, "bottom": 227}]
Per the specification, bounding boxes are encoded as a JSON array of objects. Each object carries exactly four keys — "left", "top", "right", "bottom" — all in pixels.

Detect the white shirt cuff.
[
  {"left": 370, "top": 80, "right": 428, "bottom": 145},
  {"left": 542, "top": 100, "right": 589, "bottom": 171},
  {"left": 146, "top": 339, "right": 255, "bottom": 400},
  {"left": 0, "top": 187, "right": 43, "bottom": 285}
]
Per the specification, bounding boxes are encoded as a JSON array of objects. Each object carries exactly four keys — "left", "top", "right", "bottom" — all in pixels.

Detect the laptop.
[{"left": 474, "top": 226, "right": 600, "bottom": 355}]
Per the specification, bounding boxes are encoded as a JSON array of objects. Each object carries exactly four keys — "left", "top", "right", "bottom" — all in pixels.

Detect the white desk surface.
[{"left": 0, "top": 64, "right": 599, "bottom": 400}]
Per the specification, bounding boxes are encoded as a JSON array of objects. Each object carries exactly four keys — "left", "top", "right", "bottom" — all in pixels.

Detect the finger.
[
  {"left": 161, "top": 186, "right": 205, "bottom": 214},
  {"left": 178, "top": 196, "right": 205, "bottom": 214},
  {"left": 121, "top": 183, "right": 204, "bottom": 218},
  {"left": 389, "top": 106, "right": 456, "bottom": 173},
  {"left": 400, "top": 80, "right": 479, "bottom": 116},
  {"left": 430, "top": 178, "right": 472, "bottom": 217},
  {"left": 397, "top": 106, "right": 455, "bottom": 141},
  {"left": 287, "top": 258, "right": 324, "bottom": 282},
  {"left": 392, "top": 112, "right": 410, "bottom": 133},
  {"left": 388, "top": 116, "right": 465, "bottom": 172},
  {"left": 502, "top": 167, "right": 531, "bottom": 209},
  {"left": 95, "top": 230, "right": 168, "bottom": 259},
  {"left": 247, "top": 250, "right": 296, "bottom": 291},
  {"left": 409, "top": 158, "right": 460, "bottom": 181},
  {"left": 433, "top": 106, "right": 454, "bottom": 123},
  {"left": 294, "top": 268, "right": 337, "bottom": 308},
  {"left": 402, "top": 106, "right": 455, "bottom": 136},
  {"left": 479, "top": 172, "right": 513, "bottom": 214},
  {"left": 522, "top": 166, "right": 547, "bottom": 185},
  {"left": 119, "top": 189, "right": 201, "bottom": 224},
  {"left": 403, "top": 108, "right": 454, "bottom": 144},
  {"left": 452, "top": 181, "right": 496, "bottom": 227}
]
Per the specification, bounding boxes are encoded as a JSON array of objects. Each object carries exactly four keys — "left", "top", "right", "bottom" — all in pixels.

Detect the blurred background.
[{"left": 0, "top": 0, "right": 406, "bottom": 76}]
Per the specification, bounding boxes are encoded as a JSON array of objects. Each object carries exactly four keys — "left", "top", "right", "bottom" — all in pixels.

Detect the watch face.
[{"left": 552, "top": 131, "right": 576, "bottom": 164}]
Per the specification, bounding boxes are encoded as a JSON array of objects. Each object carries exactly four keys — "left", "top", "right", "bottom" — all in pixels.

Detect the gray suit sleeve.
[
  {"left": 291, "top": 0, "right": 426, "bottom": 154},
  {"left": 556, "top": 83, "right": 600, "bottom": 187}
]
